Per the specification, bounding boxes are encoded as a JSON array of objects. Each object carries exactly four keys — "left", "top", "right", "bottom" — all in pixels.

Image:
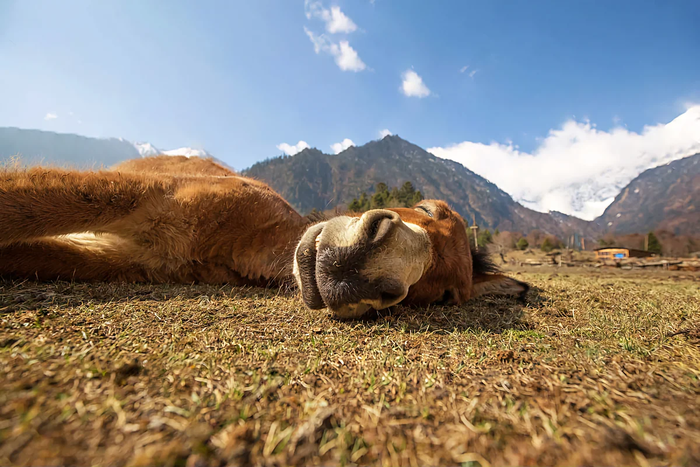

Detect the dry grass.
[{"left": 1, "top": 270, "right": 700, "bottom": 466}]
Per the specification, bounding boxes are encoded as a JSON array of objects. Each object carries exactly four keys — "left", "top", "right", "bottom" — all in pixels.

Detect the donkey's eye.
[{"left": 415, "top": 206, "right": 433, "bottom": 217}]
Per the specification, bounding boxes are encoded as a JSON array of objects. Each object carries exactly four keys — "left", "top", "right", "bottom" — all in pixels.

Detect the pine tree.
[
  {"left": 647, "top": 232, "right": 662, "bottom": 255},
  {"left": 398, "top": 181, "right": 415, "bottom": 205},
  {"left": 411, "top": 190, "right": 424, "bottom": 206},
  {"left": 369, "top": 183, "right": 388, "bottom": 209},
  {"left": 371, "top": 194, "right": 386, "bottom": 209},
  {"left": 517, "top": 238, "right": 529, "bottom": 251},
  {"left": 390, "top": 187, "right": 401, "bottom": 205},
  {"left": 541, "top": 237, "right": 554, "bottom": 252},
  {"left": 348, "top": 198, "right": 362, "bottom": 212}
]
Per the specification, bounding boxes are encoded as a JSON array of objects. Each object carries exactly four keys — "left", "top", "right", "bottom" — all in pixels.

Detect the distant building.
[{"left": 594, "top": 247, "right": 654, "bottom": 260}]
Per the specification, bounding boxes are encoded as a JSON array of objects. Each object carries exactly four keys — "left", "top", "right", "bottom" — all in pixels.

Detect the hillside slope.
[
  {"left": 597, "top": 153, "right": 700, "bottom": 235},
  {"left": 0, "top": 127, "right": 222, "bottom": 170},
  {"left": 0, "top": 127, "right": 139, "bottom": 168}
]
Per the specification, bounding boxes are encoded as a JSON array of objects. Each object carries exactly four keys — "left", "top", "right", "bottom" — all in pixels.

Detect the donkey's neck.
[{"left": 195, "top": 203, "right": 309, "bottom": 285}]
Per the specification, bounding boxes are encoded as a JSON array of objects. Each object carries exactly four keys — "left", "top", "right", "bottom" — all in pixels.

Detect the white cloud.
[
  {"left": 304, "top": 27, "right": 366, "bottom": 72},
  {"left": 330, "top": 138, "right": 355, "bottom": 154},
  {"left": 400, "top": 70, "right": 431, "bottom": 98},
  {"left": 305, "top": 1, "right": 357, "bottom": 34},
  {"left": 333, "top": 41, "right": 365, "bottom": 71},
  {"left": 305, "top": 27, "right": 327, "bottom": 53},
  {"left": 469, "top": 69, "right": 479, "bottom": 79},
  {"left": 277, "top": 140, "right": 310, "bottom": 156},
  {"left": 379, "top": 129, "right": 392, "bottom": 138},
  {"left": 428, "top": 105, "right": 700, "bottom": 220},
  {"left": 326, "top": 6, "right": 357, "bottom": 33},
  {"left": 459, "top": 65, "right": 469, "bottom": 73},
  {"left": 44, "top": 112, "right": 58, "bottom": 120}
]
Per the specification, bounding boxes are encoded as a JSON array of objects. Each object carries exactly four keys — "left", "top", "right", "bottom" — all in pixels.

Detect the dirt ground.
[{"left": 1, "top": 269, "right": 700, "bottom": 466}]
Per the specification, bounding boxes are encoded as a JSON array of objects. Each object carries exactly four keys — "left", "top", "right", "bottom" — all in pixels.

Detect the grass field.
[{"left": 1, "top": 269, "right": 700, "bottom": 466}]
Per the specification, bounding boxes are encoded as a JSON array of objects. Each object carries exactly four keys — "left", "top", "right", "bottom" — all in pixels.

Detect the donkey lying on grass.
[{"left": 0, "top": 156, "right": 527, "bottom": 318}]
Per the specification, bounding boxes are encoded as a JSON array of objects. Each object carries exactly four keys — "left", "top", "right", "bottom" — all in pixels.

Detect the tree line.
[{"left": 348, "top": 182, "right": 424, "bottom": 211}]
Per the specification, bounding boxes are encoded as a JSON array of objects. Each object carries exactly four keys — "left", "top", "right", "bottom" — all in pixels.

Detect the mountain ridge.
[
  {"left": 598, "top": 152, "right": 699, "bottom": 235},
  {"left": 244, "top": 135, "right": 603, "bottom": 238}
]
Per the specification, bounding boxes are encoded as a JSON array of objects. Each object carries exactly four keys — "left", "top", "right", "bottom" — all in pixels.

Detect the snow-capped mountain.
[
  {"left": 133, "top": 142, "right": 161, "bottom": 157},
  {"left": 132, "top": 141, "right": 237, "bottom": 172},
  {"left": 428, "top": 105, "right": 700, "bottom": 220},
  {"left": 133, "top": 142, "right": 212, "bottom": 159},
  {"left": 162, "top": 147, "right": 211, "bottom": 158}
]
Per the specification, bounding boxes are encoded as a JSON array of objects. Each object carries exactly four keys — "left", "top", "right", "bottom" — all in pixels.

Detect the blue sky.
[{"left": 1, "top": 0, "right": 699, "bottom": 218}]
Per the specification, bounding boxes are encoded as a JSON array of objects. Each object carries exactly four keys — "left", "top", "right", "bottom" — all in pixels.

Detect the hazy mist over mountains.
[{"left": 0, "top": 127, "right": 212, "bottom": 169}]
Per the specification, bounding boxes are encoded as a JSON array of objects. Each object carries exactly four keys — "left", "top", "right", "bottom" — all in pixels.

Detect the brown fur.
[
  {"left": 0, "top": 156, "right": 527, "bottom": 313},
  {"left": 114, "top": 155, "right": 235, "bottom": 176},
  {"left": 381, "top": 202, "right": 476, "bottom": 305},
  {"left": 0, "top": 158, "right": 305, "bottom": 286}
]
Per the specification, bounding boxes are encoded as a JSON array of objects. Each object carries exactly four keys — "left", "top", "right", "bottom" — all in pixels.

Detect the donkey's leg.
[
  {"left": 0, "top": 168, "right": 170, "bottom": 245},
  {"left": 0, "top": 238, "right": 153, "bottom": 283}
]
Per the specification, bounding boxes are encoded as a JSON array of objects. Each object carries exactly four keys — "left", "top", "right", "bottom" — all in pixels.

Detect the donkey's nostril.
[
  {"left": 369, "top": 217, "right": 392, "bottom": 243},
  {"left": 363, "top": 210, "right": 400, "bottom": 244}
]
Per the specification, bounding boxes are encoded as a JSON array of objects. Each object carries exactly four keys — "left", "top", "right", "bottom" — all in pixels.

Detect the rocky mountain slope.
[
  {"left": 244, "top": 135, "right": 602, "bottom": 238},
  {"left": 597, "top": 153, "right": 699, "bottom": 235}
]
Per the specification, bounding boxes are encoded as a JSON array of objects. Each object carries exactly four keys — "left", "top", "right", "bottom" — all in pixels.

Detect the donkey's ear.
[{"left": 472, "top": 274, "right": 529, "bottom": 302}]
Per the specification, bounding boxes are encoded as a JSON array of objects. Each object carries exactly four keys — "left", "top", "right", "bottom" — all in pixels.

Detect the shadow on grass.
[
  {"left": 0, "top": 278, "right": 287, "bottom": 313},
  {"left": 353, "top": 289, "right": 542, "bottom": 334},
  {"left": 1, "top": 278, "right": 544, "bottom": 335}
]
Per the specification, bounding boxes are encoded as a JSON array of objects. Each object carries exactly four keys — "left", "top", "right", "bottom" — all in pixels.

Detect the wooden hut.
[{"left": 594, "top": 247, "right": 654, "bottom": 260}]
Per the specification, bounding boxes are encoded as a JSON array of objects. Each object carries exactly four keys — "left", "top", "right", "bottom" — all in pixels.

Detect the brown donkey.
[{"left": 0, "top": 156, "right": 528, "bottom": 318}]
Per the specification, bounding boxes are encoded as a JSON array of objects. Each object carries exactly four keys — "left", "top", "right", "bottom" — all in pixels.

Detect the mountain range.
[
  {"left": 1, "top": 127, "right": 697, "bottom": 237},
  {"left": 0, "top": 127, "right": 213, "bottom": 169},
  {"left": 244, "top": 135, "right": 601, "bottom": 239}
]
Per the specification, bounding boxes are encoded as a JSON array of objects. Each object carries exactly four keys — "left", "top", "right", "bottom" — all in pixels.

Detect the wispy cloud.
[
  {"left": 400, "top": 70, "right": 431, "bottom": 98},
  {"left": 459, "top": 65, "right": 469, "bottom": 73},
  {"left": 379, "top": 129, "right": 392, "bottom": 138},
  {"left": 428, "top": 105, "right": 700, "bottom": 220},
  {"left": 305, "top": 1, "right": 357, "bottom": 34},
  {"left": 468, "top": 69, "right": 479, "bottom": 79},
  {"left": 44, "top": 112, "right": 58, "bottom": 120},
  {"left": 304, "top": 27, "right": 366, "bottom": 72},
  {"left": 330, "top": 138, "right": 355, "bottom": 154},
  {"left": 277, "top": 140, "right": 310, "bottom": 156}
]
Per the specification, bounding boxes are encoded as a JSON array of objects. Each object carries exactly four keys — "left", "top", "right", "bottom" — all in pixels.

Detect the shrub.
[
  {"left": 541, "top": 237, "right": 554, "bottom": 252},
  {"left": 647, "top": 232, "right": 662, "bottom": 254}
]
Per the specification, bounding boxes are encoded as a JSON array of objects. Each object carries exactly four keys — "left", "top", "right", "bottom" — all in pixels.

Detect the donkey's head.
[{"left": 294, "top": 200, "right": 528, "bottom": 319}]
